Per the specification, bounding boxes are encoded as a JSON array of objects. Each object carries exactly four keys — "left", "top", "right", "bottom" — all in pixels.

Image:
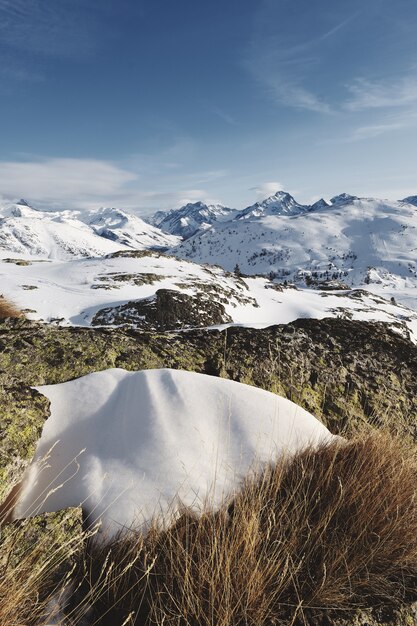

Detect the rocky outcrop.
[
  {"left": 1, "top": 316, "right": 416, "bottom": 503},
  {"left": 1, "top": 316, "right": 416, "bottom": 625},
  {"left": 91, "top": 288, "right": 232, "bottom": 330}
]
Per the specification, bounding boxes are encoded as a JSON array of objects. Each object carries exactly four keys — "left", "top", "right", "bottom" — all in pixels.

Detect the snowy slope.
[
  {"left": 0, "top": 201, "right": 126, "bottom": 259},
  {"left": 83, "top": 206, "right": 181, "bottom": 249},
  {"left": 147, "top": 201, "right": 237, "bottom": 239},
  {"left": 0, "top": 201, "right": 178, "bottom": 259},
  {"left": 2, "top": 249, "right": 417, "bottom": 342},
  {"left": 172, "top": 194, "right": 417, "bottom": 310},
  {"left": 14, "top": 368, "right": 335, "bottom": 536}
]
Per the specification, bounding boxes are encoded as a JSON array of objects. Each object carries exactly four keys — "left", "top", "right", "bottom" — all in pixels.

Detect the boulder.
[{"left": 91, "top": 288, "right": 232, "bottom": 330}]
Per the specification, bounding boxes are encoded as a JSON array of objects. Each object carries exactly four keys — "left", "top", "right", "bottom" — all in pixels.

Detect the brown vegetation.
[
  {"left": 66, "top": 430, "right": 417, "bottom": 626},
  {"left": 0, "top": 512, "right": 84, "bottom": 626},
  {"left": 0, "top": 295, "right": 23, "bottom": 319}
]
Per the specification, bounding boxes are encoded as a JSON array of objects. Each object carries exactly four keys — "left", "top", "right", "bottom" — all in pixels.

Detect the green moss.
[
  {"left": 1, "top": 317, "right": 417, "bottom": 501},
  {"left": 0, "top": 507, "right": 83, "bottom": 600}
]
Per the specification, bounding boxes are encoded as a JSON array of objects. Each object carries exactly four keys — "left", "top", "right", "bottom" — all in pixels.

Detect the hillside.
[{"left": 1, "top": 249, "right": 416, "bottom": 341}]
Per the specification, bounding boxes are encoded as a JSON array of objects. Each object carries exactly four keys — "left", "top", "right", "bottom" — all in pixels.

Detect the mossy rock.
[
  {"left": 1, "top": 508, "right": 83, "bottom": 589},
  {"left": 1, "top": 317, "right": 416, "bottom": 502},
  {"left": 0, "top": 386, "right": 50, "bottom": 502},
  {"left": 306, "top": 602, "right": 417, "bottom": 625}
]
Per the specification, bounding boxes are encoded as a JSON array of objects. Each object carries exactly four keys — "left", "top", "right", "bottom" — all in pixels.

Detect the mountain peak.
[
  {"left": 17, "top": 198, "right": 31, "bottom": 207},
  {"left": 330, "top": 193, "right": 359, "bottom": 205},
  {"left": 309, "top": 198, "right": 331, "bottom": 211},
  {"left": 401, "top": 195, "right": 417, "bottom": 207},
  {"left": 149, "top": 201, "right": 236, "bottom": 239},
  {"left": 236, "top": 191, "right": 306, "bottom": 219}
]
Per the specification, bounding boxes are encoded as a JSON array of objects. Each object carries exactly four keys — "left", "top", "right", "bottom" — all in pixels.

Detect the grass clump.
[
  {"left": 0, "top": 295, "right": 23, "bottom": 319},
  {"left": 74, "top": 430, "right": 417, "bottom": 626},
  {"left": 1, "top": 429, "right": 416, "bottom": 625}
]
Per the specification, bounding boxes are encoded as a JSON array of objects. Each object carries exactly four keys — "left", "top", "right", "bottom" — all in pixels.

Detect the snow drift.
[{"left": 14, "top": 369, "right": 335, "bottom": 538}]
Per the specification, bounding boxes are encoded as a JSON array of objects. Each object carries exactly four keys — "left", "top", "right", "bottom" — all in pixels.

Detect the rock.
[
  {"left": 306, "top": 603, "right": 417, "bottom": 625},
  {"left": 0, "top": 316, "right": 416, "bottom": 624},
  {"left": 91, "top": 288, "right": 232, "bottom": 330},
  {"left": 1, "top": 317, "right": 417, "bottom": 504},
  {"left": 0, "top": 385, "right": 50, "bottom": 503}
]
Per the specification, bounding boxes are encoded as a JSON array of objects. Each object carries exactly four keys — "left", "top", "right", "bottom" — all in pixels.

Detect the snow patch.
[{"left": 14, "top": 368, "right": 335, "bottom": 538}]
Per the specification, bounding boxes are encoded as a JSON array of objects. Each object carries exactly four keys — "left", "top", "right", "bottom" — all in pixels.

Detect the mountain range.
[{"left": 1, "top": 190, "right": 417, "bottom": 339}]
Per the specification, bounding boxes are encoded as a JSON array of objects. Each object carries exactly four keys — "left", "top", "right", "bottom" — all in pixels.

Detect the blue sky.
[{"left": 0, "top": 0, "right": 417, "bottom": 212}]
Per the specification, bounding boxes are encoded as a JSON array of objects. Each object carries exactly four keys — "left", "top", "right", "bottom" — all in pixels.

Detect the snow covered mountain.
[
  {"left": 2, "top": 248, "right": 417, "bottom": 342},
  {"left": 147, "top": 201, "right": 237, "bottom": 239},
  {"left": 1, "top": 190, "right": 417, "bottom": 340},
  {"left": 83, "top": 206, "right": 180, "bottom": 250},
  {"left": 0, "top": 201, "right": 126, "bottom": 259},
  {"left": 172, "top": 193, "right": 417, "bottom": 311},
  {"left": 402, "top": 195, "right": 417, "bottom": 207},
  {"left": 0, "top": 201, "right": 179, "bottom": 259},
  {"left": 235, "top": 191, "right": 308, "bottom": 219}
]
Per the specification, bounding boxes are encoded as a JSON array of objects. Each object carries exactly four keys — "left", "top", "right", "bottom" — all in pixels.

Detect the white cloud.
[
  {"left": 0, "top": 158, "right": 137, "bottom": 209},
  {"left": 264, "top": 76, "right": 332, "bottom": 114},
  {"left": 348, "top": 122, "right": 406, "bottom": 141},
  {"left": 345, "top": 76, "right": 417, "bottom": 111},
  {"left": 140, "top": 189, "right": 220, "bottom": 210},
  {"left": 250, "top": 181, "right": 285, "bottom": 199},
  {"left": 0, "top": 157, "right": 221, "bottom": 213}
]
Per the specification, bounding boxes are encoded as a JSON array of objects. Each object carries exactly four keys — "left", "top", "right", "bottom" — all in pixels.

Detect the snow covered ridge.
[
  {"left": 0, "top": 200, "right": 180, "bottom": 259},
  {"left": 14, "top": 368, "right": 336, "bottom": 537}
]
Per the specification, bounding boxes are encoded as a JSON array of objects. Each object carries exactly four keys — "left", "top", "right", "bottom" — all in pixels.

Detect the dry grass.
[
  {"left": 69, "top": 430, "right": 417, "bottom": 626},
  {"left": 1, "top": 429, "right": 416, "bottom": 625},
  {"left": 0, "top": 295, "right": 23, "bottom": 319},
  {"left": 0, "top": 513, "right": 84, "bottom": 626}
]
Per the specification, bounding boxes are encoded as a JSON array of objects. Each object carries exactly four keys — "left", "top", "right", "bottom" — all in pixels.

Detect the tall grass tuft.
[{"left": 77, "top": 430, "right": 417, "bottom": 625}]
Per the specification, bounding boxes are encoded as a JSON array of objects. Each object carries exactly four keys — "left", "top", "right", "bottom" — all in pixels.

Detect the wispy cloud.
[
  {"left": 244, "top": 46, "right": 332, "bottom": 114},
  {"left": 250, "top": 182, "right": 285, "bottom": 199},
  {"left": 349, "top": 121, "right": 407, "bottom": 142},
  {"left": 0, "top": 0, "right": 97, "bottom": 58},
  {"left": 319, "top": 107, "right": 417, "bottom": 145},
  {"left": 210, "top": 105, "right": 239, "bottom": 126},
  {"left": 345, "top": 75, "right": 417, "bottom": 111},
  {"left": 244, "top": 6, "right": 361, "bottom": 113}
]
